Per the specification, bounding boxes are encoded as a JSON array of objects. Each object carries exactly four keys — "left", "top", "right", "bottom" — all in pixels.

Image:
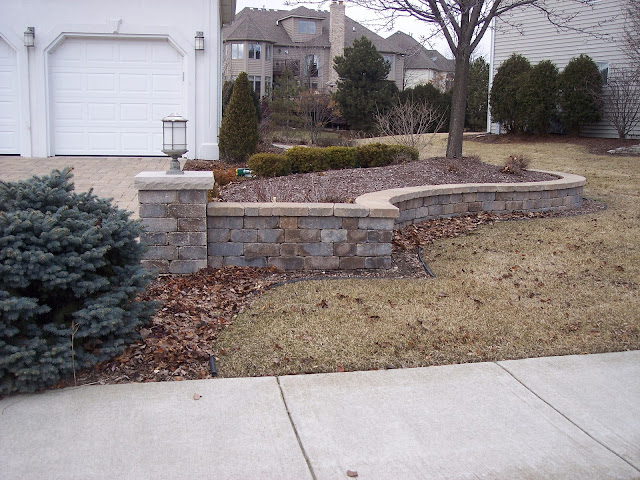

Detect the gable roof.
[
  {"left": 386, "top": 31, "right": 454, "bottom": 72},
  {"left": 223, "top": 7, "right": 402, "bottom": 54}
]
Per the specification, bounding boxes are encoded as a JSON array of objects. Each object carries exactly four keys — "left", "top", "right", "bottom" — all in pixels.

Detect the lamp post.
[
  {"left": 195, "top": 31, "right": 204, "bottom": 51},
  {"left": 24, "top": 27, "right": 35, "bottom": 48},
  {"left": 162, "top": 113, "right": 188, "bottom": 175}
]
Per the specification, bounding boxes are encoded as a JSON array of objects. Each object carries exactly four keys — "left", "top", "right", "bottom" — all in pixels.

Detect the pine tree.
[
  {"left": 269, "top": 67, "right": 302, "bottom": 129},
  {"left": 334, "top": 36, "right": 398, "bottom": 132},
  {"left": 558, "top": 54, "right": 603, "bottom": 134},
  {"left": 465, "top": 57, "right": 489, "bottom": 132},
  {"left": 490, "top": 53, "right": 531, "bottom": 133},
  {"left": 219, "top": 72, "right": 259, "bottom": 162},
  {"left": 0, "top": 168, "right": 156, "bottom": 394}
]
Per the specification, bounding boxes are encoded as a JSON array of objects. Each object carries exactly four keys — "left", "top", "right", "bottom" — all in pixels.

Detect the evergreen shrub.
[
  {"left": 0, "top": 169, "right": 156, "bottom": 395},
  {"left": 558, "top": 54, "right": 603, "bottom": 134},
  {"left": 286, "top": 147, "right": 331, "bottom": 173},
  {"left": 219, "top": 72, "right": 259, "bottom": 162},
  {"left": 324, "top": 146, "right": 358, "bottom": 170},
  {"left": 356, "top": 143, "right": 417, "bottom": 167},
  {"left": 248, "top": 153, "right": 291, "bottom": 177}
]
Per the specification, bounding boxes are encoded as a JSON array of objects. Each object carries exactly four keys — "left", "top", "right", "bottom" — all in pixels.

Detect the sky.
[{"left": 234, "top": 0, "right": 492, "bottom": 59}]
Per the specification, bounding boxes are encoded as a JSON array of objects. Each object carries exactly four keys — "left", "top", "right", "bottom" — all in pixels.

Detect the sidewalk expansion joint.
[
  {"left": 276, "top": 377, "right": 318, "bottom": 480},
  {"left": 495, "top": 362, "right": 640, "bottom": 473}
]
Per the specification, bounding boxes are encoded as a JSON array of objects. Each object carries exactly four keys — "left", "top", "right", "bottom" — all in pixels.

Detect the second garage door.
[{"left": 49, "top": 37, "right": 184, "bottom": 156}]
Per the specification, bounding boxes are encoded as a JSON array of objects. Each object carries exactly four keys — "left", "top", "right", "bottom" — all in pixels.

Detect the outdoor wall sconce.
[
  {"left": 24, "top": 27, "right": 35, "bottom": 48},
  {"left": 195, "top": 31, "right": 204, "bottom": 51},
  {"left": 161, "top": 113, "right": 188, "bottom": 175}
]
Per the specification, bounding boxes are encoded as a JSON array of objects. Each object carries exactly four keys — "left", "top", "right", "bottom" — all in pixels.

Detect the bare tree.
[
  {"left": 622, "top": 0, "right": 640, "bottom": 78},
  {"left": 294, "top": 0, "right": 609, "bottom": 158},
  {"left": 297, "top": 90, "right": 338, "bottom": 145},
  {"left": 374, "top": 99, "right": 446, "bottom": 153},
  {"left": 603, "top": 67, "right": 640, "bottom": 139}
]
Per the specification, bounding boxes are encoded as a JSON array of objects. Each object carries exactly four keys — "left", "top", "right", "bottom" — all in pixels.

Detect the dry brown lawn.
[{"left": 213, "top": 137, "right": 640, "bottom": 377}]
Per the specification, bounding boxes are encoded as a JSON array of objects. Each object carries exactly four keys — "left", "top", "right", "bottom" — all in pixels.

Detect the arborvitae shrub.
[
  {"left": 520, "top": 60, "right": 559, "bottom": 134},
  {"left": 324, "top": 146, "right": 358, "bottom": 170},
  {"left": 0, "top": 169, "right": 156, "bottom": 395},
  {"left": 356, "top": 143, "right": 418, "bottom": 167},
  {"left": 248, "top": 153, "right": 291, "bottom": 177},
  {"left": 558, "top": 54, "right": 603, "bottom": 134},
  {"left": 490, "top": 53, "right": 531, "bottom": 132},
  {"left": 219, "top": 72, "right": 259, "bottom": 162},
  {"left": 286, "top": 147, "right": 331, "bottom": 173}
]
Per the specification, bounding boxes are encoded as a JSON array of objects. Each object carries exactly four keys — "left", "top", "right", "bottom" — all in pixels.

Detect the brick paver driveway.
[{"left": 0, "top": 156, "right": 170, "bottom": 216}]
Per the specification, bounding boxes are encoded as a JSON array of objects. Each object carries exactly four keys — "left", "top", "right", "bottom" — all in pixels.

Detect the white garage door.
[
  {"left": 0, "top": 37, "right": 19, "bottom": 154},
  {"left": 49, "top": 37, "right": 184, "bottom": 156}
]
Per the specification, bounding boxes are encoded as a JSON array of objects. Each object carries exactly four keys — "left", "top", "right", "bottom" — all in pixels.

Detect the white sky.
[{"left": 235, "top": 0, "right": 492, "bottom": 59}]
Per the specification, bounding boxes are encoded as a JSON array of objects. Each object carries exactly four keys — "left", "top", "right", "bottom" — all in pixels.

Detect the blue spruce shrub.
[{"left": 0, "top": 168, "right": 157, "bottom": 395}]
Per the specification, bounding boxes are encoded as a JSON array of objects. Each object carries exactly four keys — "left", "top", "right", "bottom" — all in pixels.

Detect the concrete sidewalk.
[
  {"left": 0, "top": 156, "right": 168, "bottom": 215},
  {"left": 1, "top": 351, "right": 639, "bottom": 479}
]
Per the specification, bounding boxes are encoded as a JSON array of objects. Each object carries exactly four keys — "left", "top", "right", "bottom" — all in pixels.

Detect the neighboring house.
[
  {"left": 385, "top": 31, "right": 455, "bottom": 90},
  {"left": 1, "top": 0, "right": 235, "bottom": 159},
  {"left": 488, "top": 0, "right": 639, "bottom": 139},
  {"left": 222, "top": 1, "right": 405, "bottom": 97}
]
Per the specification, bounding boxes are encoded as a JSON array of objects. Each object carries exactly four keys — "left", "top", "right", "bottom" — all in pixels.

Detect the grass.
[{"left": 213, "top": 137, "right": 640, "bottom": 377}]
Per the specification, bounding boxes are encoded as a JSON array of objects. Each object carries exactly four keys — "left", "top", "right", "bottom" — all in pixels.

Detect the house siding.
[{"left": 490, "top": 0, "right": 639, "bottom": 139}]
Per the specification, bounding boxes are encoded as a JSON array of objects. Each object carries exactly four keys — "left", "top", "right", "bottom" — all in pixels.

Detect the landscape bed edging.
[{"left": 136, "top": 170, "right": 586, "bottom": 274}]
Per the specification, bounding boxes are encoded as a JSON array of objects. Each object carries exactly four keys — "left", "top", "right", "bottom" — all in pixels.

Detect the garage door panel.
[
  {"left": 50, "top": 37, "right": 183, "bottom": 156},
  {"left": 0, "top": 37, "right": 19, "bottom": 154}
]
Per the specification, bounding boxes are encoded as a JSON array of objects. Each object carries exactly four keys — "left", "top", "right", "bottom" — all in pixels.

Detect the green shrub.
[
  {"left": 490, "top": 53, "right": 531, "bottom": 133},
  {"left": 285, "top": 147, "right": 330, "bottom": 173},
  {"left": 355, "top": 143, "right": 417, "bottom": 168},
  {"left": 219, "top": 72, "right": 259, "bottom": 162},
  {"left": 324, "top": 146, "right": 358, "bottom": 170},
  {"left": 520, "top": 60, "right": 559, "bottom": 134},
  {"left": 248, "top": 153, "right": 291, "bottom": 177},
  {"left": 387, "top": 144, "right": 419, "bottom": 163},
  {"left": 558, "top": 54, "right": 603, "bottom": 134},
  {"left": 0, "top": 169, "right": 156, "bottom": 395}
]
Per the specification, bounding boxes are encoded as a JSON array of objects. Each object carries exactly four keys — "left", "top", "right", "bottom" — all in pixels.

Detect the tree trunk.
[{"left": 446, "top": 51, "right": 472, "bottom": 158}]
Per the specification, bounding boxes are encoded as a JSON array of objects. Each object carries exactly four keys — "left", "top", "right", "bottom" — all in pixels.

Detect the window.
[
  {"left": 249, "top": 43, "right": 261, "bottom": 60},
  {"left": 265, "top": 76, "right": 272, "bottom": 96},
  {"left": 298, "top": 20, "right": 316, "bottom": 35},
  {"left": 248, "top": 75, "right": 261, "bottom": 95},
  {"left": 597, "top": 61, "right": 609, "bottom": 85},
  {"left": 383, "top": 55, "right": 394, "bottom": 69},
  {"left": 231, "top": 43, "right": 244, "bottom": 60},
  {"left": 304, "top": 54, "right": 319, "bottom": 78},
  {"left": 266, "top": 45, "right": 272, "bottom": 61}
]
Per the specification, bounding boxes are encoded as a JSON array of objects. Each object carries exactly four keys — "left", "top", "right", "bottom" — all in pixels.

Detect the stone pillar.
[
  {"left": 329, "top": 0, "right": 346, "bottom": 88},
  {"left": 134, "top": 171, "right": 214, "bottom": 274}
]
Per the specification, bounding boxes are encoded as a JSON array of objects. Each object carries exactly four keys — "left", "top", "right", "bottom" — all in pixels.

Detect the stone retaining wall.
[{"left": 136, "top": 170, "right": 586, "bottom": 273}]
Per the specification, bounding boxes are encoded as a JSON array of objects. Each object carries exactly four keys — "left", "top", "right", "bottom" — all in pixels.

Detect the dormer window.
[{"left": 298, "top": 20, "right": 316, "bottom": 34}]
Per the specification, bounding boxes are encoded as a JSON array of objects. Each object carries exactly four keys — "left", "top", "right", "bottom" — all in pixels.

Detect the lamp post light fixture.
[
  {"left": 161, "top": 113, "right": 188, "bottom": 175},
  {"left": 195, "top": 31, "right": 204, "bottom": 51},
  {"left": 24, "top": 27, "right": 35, "bottom": 48}
]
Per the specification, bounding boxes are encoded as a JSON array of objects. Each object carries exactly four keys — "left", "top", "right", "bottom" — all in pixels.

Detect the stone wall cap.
[{"left": 135, "top": 171, "right": 214, "bottom": 191}]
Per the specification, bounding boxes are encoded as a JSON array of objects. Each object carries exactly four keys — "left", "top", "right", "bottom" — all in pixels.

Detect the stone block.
[
  {"left": 463, "top": 193, "right": 477, "bottom": 203},
  {"left": 340, "top": 257, "right": 365, "bottom": 269},
  {"left": 305, "top": 256, "right": 340, "bottom": 270},
  {"left": 179, "top": 218, "right": 207, "bottom": 232},
  {"left": 438, "top": 194, "right": 451, "bottom": 205},
  {"left": 307, "top": 203, "right": 335, "bottom": 216},
  {"left": 138, "top": 190, "right": 177, "bottom": 204},
  {"left": 341, "top": 217, "right": 359, "bottom": 230},
  {"left": 483, "top": 201, "right": 506, "bottom": 212},
  {"left": 285, "top": 229, "right": 321, "bottom": 243},
  {"left": 334, "top": 243, "right": 357, "bottom": 256},
  {"left": 244, "top": 217, "right": 279, "bottom": 229},
  {"left": 144, "top": 245, "right": 178, "bottom": 260},
  {"left": 321, "top": 229, "right": 348, "bottom": 243},
  {"left": 496, "top": 191, "right": 515, "bottom": 201},
  {"left": 141, "top": 259, "right": 169, "bottom": 273},
  {"left": 365, "top": 256, "right": 392, "bottom": 269},
  {"left": 356, "top": 243, "right": 392, "bottom": 256},
  {"left": 258, "top": 229, "right": 285, "bottom": 243},
  {"left": 142, "top": 218, "right": 177, "bottom": 233},
  {"left": 207, "top": 229, "right": 231, "bottom": 243},
  {"left": 279, "top": 217, "right": 298, "bottom": 229},
  {"left": 428, "top": 205, "right": 443, "bottom": 216},
  {"left": 423, "top": 195, "right": 438, "bottom": 206},
  {"left": 139, "top": 204, "right": 168, "bottom": 218},
  {"left": 454, "top": 202, "right": 469, "bottom": 214},
  {"left": 367, "top": 230, "right": 393, "bottom": 243},
  {"left": 208, "top": 242, "right": 244, "bottom": 257},
  {"left": 297, "top": 243, "right": 333, "bottom": 256},
  {"left": 207, "top": 256, "right": 224, "bottom": 269},
  {"left": 449, "top": 193, "right": 463, "bottom": 204},
  {"left": 476, "top": 192, "right": 495, "bottom": 202},
  {"left": 550, "top": 197, "right": 564, "bottom": 207},
  {"left": 168, "top": 232, "right": 207, "bottom": 246},
  {"left": 224, "top": 256, "right": 268, "bottom": 268},
  {"left": 468, "top": 202, "right": 483, "bottom": 212},
  {"left": 333, "top": 204, "right": 369, "bottom": 217},
  {"left": 231, "top": 229, "right": 258, "bottom": 243},
  {"left": 270, "top": 204, "right": 309, "bottom": 216},
  {"left": 358, "top": 217, "right": 394, "bottom": 231},
  {"left": 347, "top": 230, "right": 367, "bottom": 243},
  {"left": 178, "top": 190, "right": 208, "bottom": 204},
  {"left": 178, "top": 246, "right": 208, "bottom": 260},
  {"left": 207, "top": 203, "right": 245, "bottom": 216},
  {"left": 169, "top": 259, "right": 208, "bottom": 275},
  {"left": 245, "top": 243, "right": 281, "bottom": 258},
  {"left": 442, "top": 204, "right": 456, "bottom": 215},
  {"left": 168, "top": 203, "right": 206, "bottom": 218},
  {"left": 415, "top": 206, "right": 430, "bottom": 219},
  {"left": 208, "top": 216, "right": 244, "bottom": 229},
  {"left": 134, "top": 171, "right": 213, "bottom": 191},
  {"left": 505, "top": 201, "right": 524, "bottom": 211},
  {"left": 269, "top": 256, "right": 305, "bottom": 270},
  {"left": 280, "top": 244, "right": 298, "bottom": 257},
  {"left": 299, "top": 216, "right": 342, "bottom": 229},
  {"left": 140, "top": 232, "right": 167, "bottom": 246}
]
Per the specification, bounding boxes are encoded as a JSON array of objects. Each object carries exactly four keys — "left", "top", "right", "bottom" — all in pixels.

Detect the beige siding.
[{"left": 490, "top": 0, "right": 638, "bottom": 138}]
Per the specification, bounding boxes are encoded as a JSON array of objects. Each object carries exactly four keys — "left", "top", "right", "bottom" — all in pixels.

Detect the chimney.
[{"left": 329, "top": 0, "right": 346, "bottom": 87}]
